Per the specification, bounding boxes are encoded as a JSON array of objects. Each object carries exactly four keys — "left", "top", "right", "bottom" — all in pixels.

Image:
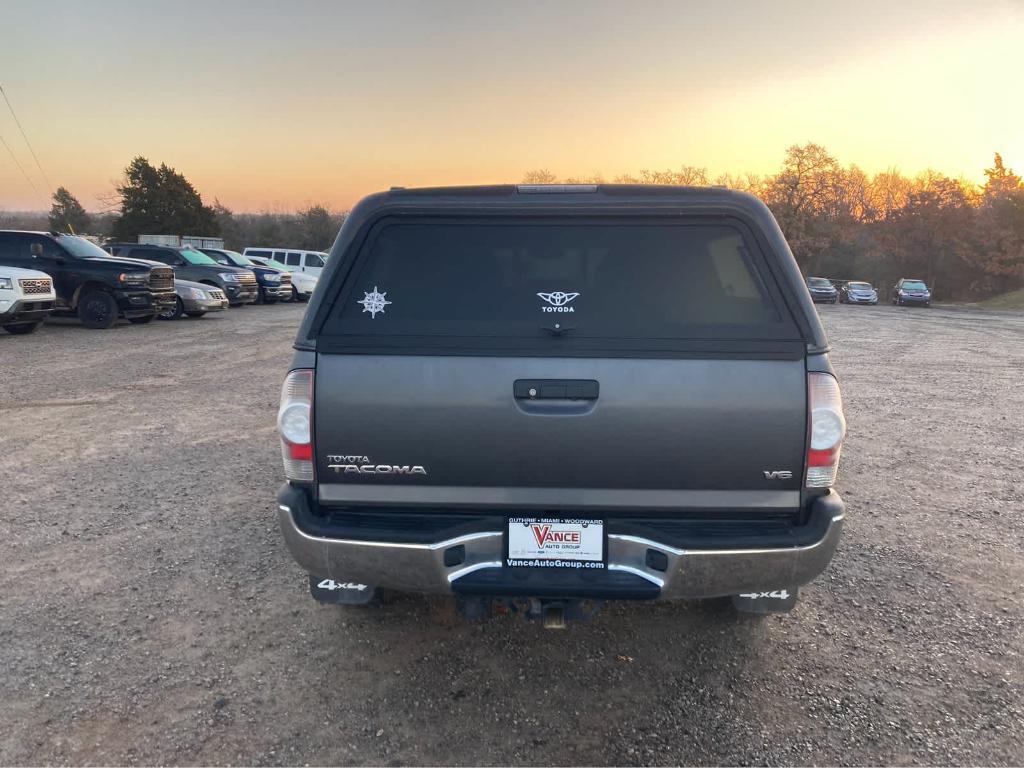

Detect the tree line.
[
  {"left": 6, "top": 145, "right": 1021, "bottom": 301},
  {"left": 525, "top": 144, "right": 1024, "bottom": 301},
  {"left": 0, "top": 156, "right": 347, "bottom": 252}
]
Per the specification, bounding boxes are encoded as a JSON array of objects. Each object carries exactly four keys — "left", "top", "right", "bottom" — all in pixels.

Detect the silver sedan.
[{"left": 159, "top": 279, "right": 229, "bottom": 320}]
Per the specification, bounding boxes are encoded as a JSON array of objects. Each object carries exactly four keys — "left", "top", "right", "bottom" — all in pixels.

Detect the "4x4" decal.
[
  {"left": 316, "top": 579, "right": 369, "bottom": 592},
  {"left": 738, "top": 590, "right": 790, "bottom": 600}
]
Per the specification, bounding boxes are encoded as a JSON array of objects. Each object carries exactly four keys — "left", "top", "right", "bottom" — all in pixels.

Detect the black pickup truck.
[
  {"left": 0, "top": 231, "right": 176, "bottom": 328},
  {"left": 275, "top": 185, "right": 847, "bottom": 625}
]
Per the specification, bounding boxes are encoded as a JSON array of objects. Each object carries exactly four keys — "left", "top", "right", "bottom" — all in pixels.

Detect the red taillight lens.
[
  {"left": 287, "top": 442, "right": 312, "bottom": 461},
  {"left": 278, "top": 369, "right": 314, "bottom": 481},
  {"left": 806, "top": 373, "right": 845, "bottom": 488}
]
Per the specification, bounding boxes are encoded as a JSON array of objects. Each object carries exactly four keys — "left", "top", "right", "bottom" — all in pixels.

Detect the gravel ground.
[{"left": 1, "top": 303, "right": 1022, "bottom": 766}]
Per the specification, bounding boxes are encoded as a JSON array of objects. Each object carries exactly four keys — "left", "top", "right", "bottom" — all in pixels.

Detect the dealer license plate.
[{"left": 507, "top": 517, "right": 604, "bottom": 566}]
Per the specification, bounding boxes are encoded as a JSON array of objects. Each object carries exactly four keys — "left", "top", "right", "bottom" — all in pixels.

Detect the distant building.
[{"left": 138, "top": 234, "right": 225, "bottom": 250}]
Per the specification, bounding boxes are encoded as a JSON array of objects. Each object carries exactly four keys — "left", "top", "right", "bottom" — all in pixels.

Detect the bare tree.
[{"left": 521, "top": 169, "right": 558, "bottom": 184}]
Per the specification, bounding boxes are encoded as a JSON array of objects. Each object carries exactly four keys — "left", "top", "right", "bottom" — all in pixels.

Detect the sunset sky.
[{"left": 1, "top": 0, "right": 1022, "bottom": 212}]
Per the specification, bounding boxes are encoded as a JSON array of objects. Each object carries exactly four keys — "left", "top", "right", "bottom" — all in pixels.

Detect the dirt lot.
[{"left": 1, "top": 303, "right": 1022, "bottom": 766}]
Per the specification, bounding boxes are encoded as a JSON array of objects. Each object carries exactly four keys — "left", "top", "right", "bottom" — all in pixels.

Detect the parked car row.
[
  {"left": 105, "top": 242, "right": 260, "bottom": 306},
  {"left": 0, "top": 230, "right": 321, "bottom": 333},
  {"left": 805, "top": 277, "right": 932, "bottom": 307}
]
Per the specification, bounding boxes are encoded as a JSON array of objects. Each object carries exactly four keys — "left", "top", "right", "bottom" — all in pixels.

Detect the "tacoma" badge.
[{"left": 326, "top": 454, "right": 427, "bottom": 476}]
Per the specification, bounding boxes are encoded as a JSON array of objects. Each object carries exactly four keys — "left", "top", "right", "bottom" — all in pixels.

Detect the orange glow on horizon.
[{"left": 0, "top": 1, "right": 1021, "bottom": 212}]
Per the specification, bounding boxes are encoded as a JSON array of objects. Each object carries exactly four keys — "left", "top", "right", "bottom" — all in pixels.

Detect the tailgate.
[{"left": 314, "top": 354, "right": 806, "bottom": 510}]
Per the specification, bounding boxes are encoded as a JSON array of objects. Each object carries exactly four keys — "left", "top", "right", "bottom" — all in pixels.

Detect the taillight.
[
  {"left": 806, "top": 372, "right": 845, "bottom": 488},
  {"left": 278, "top": 369, "right": 314, "bottom": 482}
]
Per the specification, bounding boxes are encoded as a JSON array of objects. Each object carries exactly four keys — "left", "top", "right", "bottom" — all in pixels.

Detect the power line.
[
  {"left": 0, "top": 83, "right": 54, "bottom": 196},
  {"left": 0, "top": 129, "right": 46, "bottom": 206}
]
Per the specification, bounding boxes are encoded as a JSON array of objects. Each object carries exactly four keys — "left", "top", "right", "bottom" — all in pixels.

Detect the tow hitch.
[
  {"left": 456, "top": 596, "right": 603, "bottom": 627},
  {"left": 542, "top": 602, "right": 567, "bottom": 630}
]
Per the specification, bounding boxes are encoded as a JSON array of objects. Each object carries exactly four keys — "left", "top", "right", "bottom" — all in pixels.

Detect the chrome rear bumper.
[{"left": 277, "top": 488, "right": 844, "bottom": 600}]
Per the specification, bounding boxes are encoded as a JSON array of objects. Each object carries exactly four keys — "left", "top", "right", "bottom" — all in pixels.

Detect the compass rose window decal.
[{"left": 357, "top": 286, "right": 392, "bottom": 318}]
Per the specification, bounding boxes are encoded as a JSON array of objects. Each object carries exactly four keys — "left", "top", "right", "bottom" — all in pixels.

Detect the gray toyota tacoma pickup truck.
[{"left": 276, "top": 184, "right": 846, "bottom": 625}]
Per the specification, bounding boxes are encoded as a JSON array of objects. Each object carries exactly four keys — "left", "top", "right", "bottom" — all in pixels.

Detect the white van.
[{"left": 242, "top": 247, "right": 327, "bottom": 278}]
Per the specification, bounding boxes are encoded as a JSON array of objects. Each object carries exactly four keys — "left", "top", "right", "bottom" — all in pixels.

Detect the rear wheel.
[
  {"left": 3, "top": 322, "right": 40, "bottom": 335},
  {"left": 128, "top": 314, "right": 155, "bottom": 325},
  {"left": 78, "top": 290, "right": 118, "bottom": 329}
]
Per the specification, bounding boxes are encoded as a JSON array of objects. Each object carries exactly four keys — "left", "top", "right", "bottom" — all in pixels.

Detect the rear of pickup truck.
[{"left": 276, "top": 185, "right": 845, "bottom": 618}]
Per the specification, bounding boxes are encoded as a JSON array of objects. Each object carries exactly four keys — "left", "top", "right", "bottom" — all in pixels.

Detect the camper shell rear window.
[{"left": 316, "top": 216, "right": 802, "bottom": 356}]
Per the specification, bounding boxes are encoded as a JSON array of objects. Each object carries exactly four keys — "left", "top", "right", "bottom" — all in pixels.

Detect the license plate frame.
[{"left": 506, "top": 517, "right": 605, "bottom": 568}]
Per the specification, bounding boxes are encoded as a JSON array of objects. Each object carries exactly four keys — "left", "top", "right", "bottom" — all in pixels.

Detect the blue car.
[
  {"left": 892, "top": 278, "right": 931, "bottom": 307},
  {"left": 201, "top": 248, "right": 293, "bottom": 304},
  {"left": 839, "top": 281, "right": 878, "bottom": 305}
]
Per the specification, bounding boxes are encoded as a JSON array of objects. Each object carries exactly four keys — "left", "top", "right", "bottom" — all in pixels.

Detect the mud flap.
[
  {"left": 731, "top": 588, "right": 799, "bottom": 614},
  {"left": 309, "top": 575, "right": 377, "bottom": 605}
]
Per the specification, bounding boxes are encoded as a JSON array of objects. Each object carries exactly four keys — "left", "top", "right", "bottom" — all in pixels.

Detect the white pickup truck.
[{"left": 0, "top": 266, "right": 57, "bottom": 334}]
